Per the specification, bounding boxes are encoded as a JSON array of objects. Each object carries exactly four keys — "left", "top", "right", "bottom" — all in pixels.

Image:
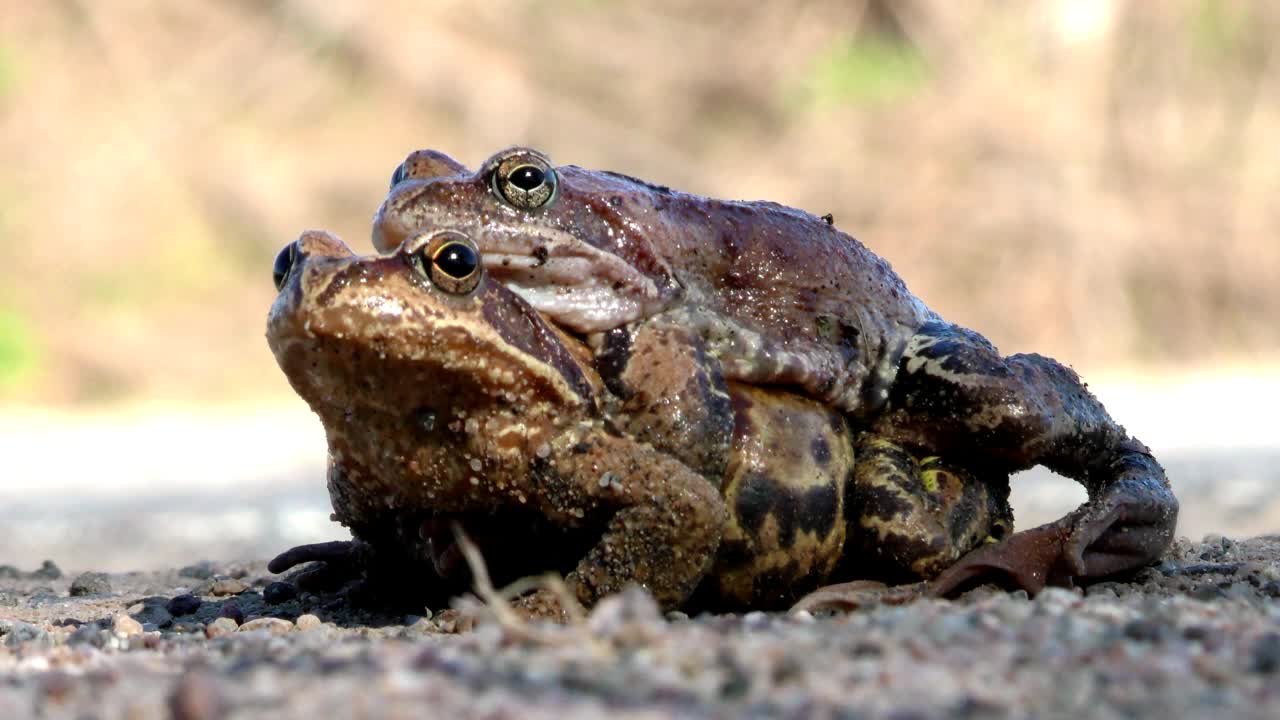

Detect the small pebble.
[
  {"left": 1036, "top": 587, "right": 1080, "bottom": 609},
  {"left": 128, "top": 602, "right": 172, "bottom": 628},
  {"left": 169, "top": 670, "right": 225, "bottom": 720},
  {"left": 3, "top": 621, "right": 51, "bottom": 648},
  {"left": 1191, "top": 584, "right": 1227, "bottom": 601},
  {"left": 66, "top": 624, "right": 107, "bottom": 648},
  {"left": 1183, "top": 624, "right": 1226, "bottom": 651},
  {"left": 1250, "top": 632, "right": 1280, "bottom": 674},
  {"left": 1122, "top": 619, "right": 1165, "bottom": 643},
  {"left": 178, "top": 561, "right": 217, "bottom": 580},
  {"left": 39, "top": 671, "right": 75, "bottom": 702},
  {"left": 263, "top": 581, "right": 298, "bottom": 605},
  {"left": 239, "top": 617, "right": 294, "bottom": 635},
  {"left": 587, "top": 586, "right": 663, "bottom": 635},
  {"left": 111, "top": 614, "right": 143, "bottom": 637},
  {"left": 432, "top": 609, "right": 472, "bottom": 634},
  {"left": 167, "top": 594, "right": 203, "bottom": 616},
  {"left": 218, "top": 603, "right": 245, "bottom": 625},
  {"left": 209, "top": 578, "right": 249, "bottom": 596},
  {"left": 295, "top": 614, "right": 322, "bottom": 631},
  {"left": 204, "top": 617, "right": 239, "bottom": 638},
  {"left": 68, "top": 571, "right": 112, "bottom": 596},
  {"left": 32, "top": 560, "right": 62, "bottom": 580}
]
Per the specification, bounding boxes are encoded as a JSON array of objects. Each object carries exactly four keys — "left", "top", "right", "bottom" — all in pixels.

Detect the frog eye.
[
  {"left": 272, "top": 241, "right": 298, "bottom": 291},
  {"left": 492, "top": 152, "right": 557, "bottom": 210},
  {"left": 408, "top": 231, "right": 482, "bottom": 294}
]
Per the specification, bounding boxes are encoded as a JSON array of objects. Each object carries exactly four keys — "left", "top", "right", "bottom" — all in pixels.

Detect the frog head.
[
  {"left": 372, "top": 147, "right": 680, "bottom": 333},
  {"left": 267, "top": 228, "right": 599, "bottom": 506}
]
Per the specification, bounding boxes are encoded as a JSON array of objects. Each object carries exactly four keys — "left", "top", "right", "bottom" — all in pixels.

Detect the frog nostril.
[{"left": 273, "top": 242, "right": 298, "bottom": 291}]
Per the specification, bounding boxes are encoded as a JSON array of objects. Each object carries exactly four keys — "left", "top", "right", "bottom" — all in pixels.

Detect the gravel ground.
[{"left": 2, "top": 536, "right": 1278, "bottom": 719}]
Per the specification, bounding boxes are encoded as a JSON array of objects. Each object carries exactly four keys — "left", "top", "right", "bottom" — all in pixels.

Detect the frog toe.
[
  {"left": 268, "top": 539, "right": 361, "bottom": 574},
  {"left": 1062, "top": 474, "right": 1179, "bottom": 579},
  {"left": 790, "top": 580, "right": 926, "bottom": 614},
  {"left": 926, "top": 520, "right": 1075, "bottom": 597}
]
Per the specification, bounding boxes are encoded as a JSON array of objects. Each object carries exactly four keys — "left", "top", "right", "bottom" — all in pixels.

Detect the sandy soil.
[{"left": 2, "top": 536, "right": 1278, "bottom": 719}]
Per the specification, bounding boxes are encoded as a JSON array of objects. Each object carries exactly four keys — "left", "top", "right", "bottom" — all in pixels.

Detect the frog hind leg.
[
  {"left": 841, "top": 436, "right": 1014, "bottom": 583},
  {"left": 790, "top": 437, "right": 1012, "bottom": 612},
  {"left": 878, "top": 320, "right": 1178, "bottom": 594}
]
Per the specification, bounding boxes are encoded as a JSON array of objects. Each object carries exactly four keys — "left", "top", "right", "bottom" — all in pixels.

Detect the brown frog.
[
  {"left": 356, "top": 147, "right": 1180, "bottom": 604},
  {"left": 267, "top": 229, "right": 1010, "bottom": 610}
]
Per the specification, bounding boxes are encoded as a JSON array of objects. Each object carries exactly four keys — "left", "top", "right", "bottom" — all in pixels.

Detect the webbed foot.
[
  {"left": 267, "top": 521, "right": 478, "bottom": 607},
  {"left": 268, "top": 540, "right": 367, "bottom": 592},
  {"left": 926, "top": 520, "right": 1073, "bottom": 596},
  {"left": 929, "top": 466, "right": 1178, "bottom": 597}
]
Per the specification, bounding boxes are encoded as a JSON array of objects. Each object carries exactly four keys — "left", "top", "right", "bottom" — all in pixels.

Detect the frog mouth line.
[{"left": 481, "top": 245, "right": 670, "bottom": 333}]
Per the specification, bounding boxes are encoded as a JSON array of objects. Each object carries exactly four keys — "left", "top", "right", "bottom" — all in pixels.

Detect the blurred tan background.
[{"left": 2, "top": 1, "right": 1279, "bottom": 569}]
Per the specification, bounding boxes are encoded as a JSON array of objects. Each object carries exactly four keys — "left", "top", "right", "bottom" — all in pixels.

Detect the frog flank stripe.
[{"left": 478, "top": 282, "right": 597, "bottom": 409}]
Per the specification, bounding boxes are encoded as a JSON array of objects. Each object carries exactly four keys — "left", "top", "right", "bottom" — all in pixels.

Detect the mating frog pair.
[{"left": 265, "top": 148, "right": 1178, "bottom": 612}]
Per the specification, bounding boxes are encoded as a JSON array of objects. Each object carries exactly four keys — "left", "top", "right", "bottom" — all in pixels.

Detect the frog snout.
[
  {"left": 370, "top": 205, "right": 409, "bottom": 255},
  {"left": 273, "top": 231, "right": 359, "bottom": 291}
]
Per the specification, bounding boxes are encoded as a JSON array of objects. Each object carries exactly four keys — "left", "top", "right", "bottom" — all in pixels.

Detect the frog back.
[{"left": 581, "top": 174, "right": 935, "bottom": 417}]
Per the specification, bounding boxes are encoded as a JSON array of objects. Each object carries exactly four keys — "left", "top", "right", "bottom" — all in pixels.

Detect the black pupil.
[
  {"left": 509, "top": 165, "right": 545, "bottom": 191},
  {"left": 434, "top": 243, "right": 478, "bottom": 279}
]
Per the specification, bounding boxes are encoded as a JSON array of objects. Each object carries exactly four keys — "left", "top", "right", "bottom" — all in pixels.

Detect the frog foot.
[
  {"left": 267, "top": 540, "right": 369, "bottom": 593},
  {"left": 267, "top": 533, "right": 466, "bottom": 605},
  {"left": 928, "top": 475, "right": 1178, "bottom": 596},
  {"left": 790, "top": 580, "right": 928, "bottom": 614},
  {"left": 925, "top": 521, "right": 1073, "bottom": 596}
]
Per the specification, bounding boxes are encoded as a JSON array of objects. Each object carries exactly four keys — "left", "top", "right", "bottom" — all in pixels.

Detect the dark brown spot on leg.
[
  {"left": 796, "top": 483, "right": 839, "bottom": 539},
  {"left": 810, "top": 435, "right": 831, "bottom": 466},
  {"left": 595, "top": 327, "right": 633, "bottom": 397},
  {"left": 735, "top": 472, "right": 779, "bottom": 536}
]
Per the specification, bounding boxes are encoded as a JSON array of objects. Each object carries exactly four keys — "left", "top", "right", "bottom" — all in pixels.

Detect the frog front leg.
[
  {"left": 531, "top": 423, "right": 728, "bottom": 610},
  {"left": 591, "top": 322, "right": 734, "bottom": 478},
  {"left": 878, "top": 320, "right": 1178, "bottom": 594}
]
